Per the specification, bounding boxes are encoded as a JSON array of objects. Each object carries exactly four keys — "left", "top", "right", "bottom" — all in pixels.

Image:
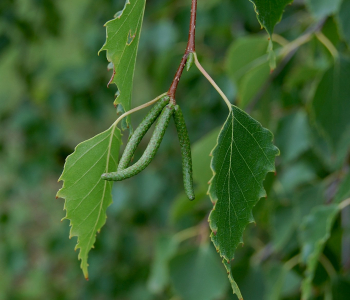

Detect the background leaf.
[
  {"left": 299, "top": 204, "right": 340, "bottom": 300},
  {"left": 247, "top": 0, "right": 292, "bottom": 67},
  {"left": 147, "top": 235, "right": 178, "bottom": 294},
  {"left": 169, "top": 244, "right": 229, "bottom": 300},
  {"left": 310, "top": 57, "right": 350, "bottom": 150},
  {"left": 192, "top": 127, "right": 221, "bottom": 188},
  {"left": 226, "top": 36, "right": 270, "bottom": 108},
  {"left": 275, "top": 110, "right": 311, "bottom": 163},
  {"left": 334, "top": 171, "right": 350, "bottom": 204},
  {"left": 248, "top": 0, "right": 293, "bottom": 36},
  {"left": 337, "top": 0, "right": 350, "bottom": 47},
  {"left": 100, "top": 0, "right": 146, "bottom": 112},
  {"left": 57, "top": 125, "right": 121, "bottom": 278},
  {"left": 262, "top": 262, "right": 301, "bottom": 300},
  {"left": 306, "top": 0, "right": 342, "bottom": 20},
  {"left": 208, "top": 105, "right": 279, "bottom": 296},
  {"left": 2, "top": 0, "right": 350, "bottom": 299}
]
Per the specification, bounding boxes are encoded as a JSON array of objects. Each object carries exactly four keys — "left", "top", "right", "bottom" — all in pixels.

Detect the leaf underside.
[
  {"left": 208, "top": 105, "right": 279, "bottom": 297},
  {"left": 100, "top": 0, "right": 146, "bottom": 112},
  {"left": 57, "top": 125, "right": 121, "bottom": 279}
]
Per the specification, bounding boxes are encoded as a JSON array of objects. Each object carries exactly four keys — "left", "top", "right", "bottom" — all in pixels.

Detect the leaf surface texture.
[
  {"left": 57, "top": 125, "right": 121, "bottom": 278},
  {"left": 248, "top": 0, "right": 293, "bottom": 36},
  {"left": 208, "top": 105, "right": 279, "bottom": 296},
  {"left": 100, "top": 0, "right": 146, "bottom": 111}
]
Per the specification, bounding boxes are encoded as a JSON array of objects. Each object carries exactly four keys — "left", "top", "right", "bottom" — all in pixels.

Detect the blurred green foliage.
[{"left": 0, "top": 0, "right": 350, "bottom": 299}]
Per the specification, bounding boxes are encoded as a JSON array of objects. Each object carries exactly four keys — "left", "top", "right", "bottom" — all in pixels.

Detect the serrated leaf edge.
[
  {"left": 99, "top": 0, "right": 146, "bottom": 112},
  {"left": 248, "top": 0, "right": 293, "bottom": 36},
  {"left": 207, "top": 105, "right": 279, "bottom": 297},
  {"left": 56, "top": 122, "right": 121, "bottom": 279}
]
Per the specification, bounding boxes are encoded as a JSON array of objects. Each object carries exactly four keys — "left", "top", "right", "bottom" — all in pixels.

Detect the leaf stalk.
[
  {"left": 193, "top": 52, "right": 232, "bottom": 111},
  {"left": 113, "top": 92, "right": 167, "bottom": 127}
]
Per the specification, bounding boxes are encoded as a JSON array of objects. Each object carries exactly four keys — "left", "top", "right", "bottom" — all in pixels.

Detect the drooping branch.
[{"left": 167, "top": 0, "right": 197, "bottom": 102}]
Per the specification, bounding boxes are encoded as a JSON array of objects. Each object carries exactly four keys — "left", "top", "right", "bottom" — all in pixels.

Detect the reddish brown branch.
[{"left": 167, "top": 0, "right": 197, "bottom": 102}]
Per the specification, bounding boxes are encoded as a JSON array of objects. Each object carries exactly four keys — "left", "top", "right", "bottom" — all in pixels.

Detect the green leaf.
[
  {"left": 226, "top": 36, "right": 269, "bottom": 81},
  {"left": 263, "top": 262, "right": 301, "bottom": 300},
  {"left": 239, "top": 61, "right": 270, "bottom": 108},
  {"left": 237, "top": 266, "right": 265, "bottom": 300},
  {"left": 306, "top": 0, "right": 342, "bottom": 20},
  {"left": 57, "top": 124, "right": 121, "bottom": 279},
  {"left": 272, "top": 206, "right": 296, "bottom": 251},
  {"left": 247, "top": 0, "right": 292, "bottom": 67},
  {"left": 337, "top": 0, "right": 350, "bottom": 47},
  {"left": 169, "top": 245, "right": 229, "bottom": 300},
  {"left": 147, "top": 235, "right": 178, "bottom": 294},
  {"left": 310, "top": 124, "right": 350, "bottom": 171},
  {"left": 293, "top": 184, "right": 326, "bottom": 225},
  {"left": 99, "top": 0, "right": 146, "bottom": 111},
  {"left": 275, "top": 110, "right": 311, "bottom": 163},
  {"left": 208, "top": 105, "right": 279, "bottom": 296},
  {"left": 334, "top": 171, "right": 350, "bottom": 204},
  {"left": 278, "top": 162, "right": 316, "bottom": 194},
  {"left": 192, "top": 127, "right": 221, "bottom": 188},
  {"left": 332, "top": 277, "right": 350, "bottom": 300},
  {"left": 263, "top": 263, "right": 286, "bottom": 300},
  {"left": 310, "top": 57, "right": 350, "bottom": 150},
  {"left": 226, "top": 36, "right": 270, "bottom": 108},
  {"left": 248, "top": 0, "right": 292, "bottom": 36},
  {"left": 299, "top": 204, "right": 340, "bottom": 300},
  {"left": 169, "top": 189, "right": 208, "bottom": 225},
  {"left": 280, "top": 269, "right": 302, "bottom": 298}
]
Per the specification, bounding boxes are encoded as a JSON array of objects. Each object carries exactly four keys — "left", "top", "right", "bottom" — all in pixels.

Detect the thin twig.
[
  {"left": 113, "top": 92, "right": 167, "bottom": 127},
  {"left": 167, "top": 0, "right": 197, "bottom": 102},
  {"left": 339, "top": 198, "right": 350, "bottom": 210},
  {"left": 272, "top": 34, "right": 289, "bottom": 47},
  {"left": 315, "top": 31, "right": 339, "bottom": 60},
  {"left": 193, "top": 52, "right": 232, "bottom": 110},
  {"left": 173, "top": 225, "right": 200, "bottom": 243},
  {"left": 319, "top": 254, "right": 337, "bottom": 280},
  {"left": 284, "top": 254, "right": 300, "bottom": 270}
]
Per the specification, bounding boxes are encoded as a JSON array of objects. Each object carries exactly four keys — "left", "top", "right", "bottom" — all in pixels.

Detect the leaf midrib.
[{"left": 85, "top": 123, "right": 118, "bottom": 254}]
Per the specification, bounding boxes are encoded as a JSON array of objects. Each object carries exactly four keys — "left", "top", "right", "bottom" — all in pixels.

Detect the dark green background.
[{"left": 1, "top": 0, "right": 349, "bottom": 299}]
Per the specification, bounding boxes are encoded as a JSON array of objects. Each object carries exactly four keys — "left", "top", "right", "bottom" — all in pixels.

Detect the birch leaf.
[
  {"left": 248, "top": 0, "right": 293, "bottom": 36},
  {"left": 99, "top": 0, "right": 146, "bottom": 113},
  {"left": 208, "top": 105, "right": 279, "bottom": 297},
  {"left": 247, "top": 0, "right": 292, "bottom": 68},
  {"left": 57, "top": 124, "right": 121, "bottom": 279}
]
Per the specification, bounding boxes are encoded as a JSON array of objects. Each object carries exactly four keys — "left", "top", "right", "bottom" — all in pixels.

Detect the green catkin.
[
  {"left": 117, "top": 96, "right": 170, "bottom": 171},
  {"left": 173, "top": 105, "right": 195, "bottom": 200},
  {"left": 102, "top": 103, "right": 174, "bottom": 181}
]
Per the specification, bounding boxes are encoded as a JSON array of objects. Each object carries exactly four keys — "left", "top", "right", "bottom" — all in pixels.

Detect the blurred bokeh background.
[{"left": 1, "top": 0, "right": 349, "bottom": 299}]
